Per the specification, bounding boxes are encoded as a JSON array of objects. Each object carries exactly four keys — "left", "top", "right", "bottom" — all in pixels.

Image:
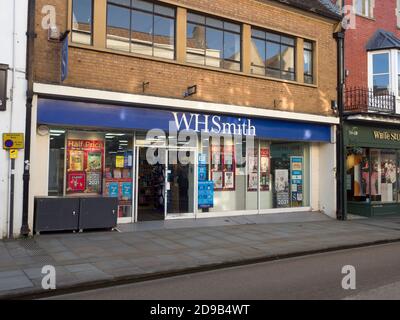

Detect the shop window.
[
  {"left": 201, "top": 137, "right": 309, "bottom": 214},
  {"left": 201, "top": 136, "right": 251, "bottom": 213},
  {"left": 186, "top": 13, "right": 241, "bottom": 71},
  {"left": 251, "top": 28, "right": 296, "bottom": 81},
  {"left": 370, "top": 149, "right": 398, "bottom": 203},
  {"left": 347, "top": 147, "right": 400, "bottom": 204},
  {"left": 106, "top": 0, "right": 176, "bottom": 60},
  {"left": 48, "top": 130, "right": 134, "bottom": 219},
  {"left": 66, "top": 132, "right": 105, "bottom": 195},
  {"left": 48, "top": 130, "right": 66, "bottom": 196},
  {"left": 304, "top": 41, "right": 314, "bottom": 84},
  {"left": 104, "top": 133, "right": 134, "bottom": 219},
  {"left": 269, "top": 142, "right": 310, "bottom": 209},
  {"left": 72, "top": 0, "right": 93, "bottom": 45},
  {"left": 346, "top": 148, "right": 369, "bottom": 202}
]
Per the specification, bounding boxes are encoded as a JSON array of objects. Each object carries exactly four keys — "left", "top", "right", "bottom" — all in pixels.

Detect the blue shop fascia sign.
[{"left": 37, "top": 98, "right": 332, "bottom": 143}]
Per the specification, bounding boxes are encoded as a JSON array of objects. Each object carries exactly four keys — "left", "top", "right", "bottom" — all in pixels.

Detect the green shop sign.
[{"left": 344, "top": 124, "right": 400, "bottom": 148}]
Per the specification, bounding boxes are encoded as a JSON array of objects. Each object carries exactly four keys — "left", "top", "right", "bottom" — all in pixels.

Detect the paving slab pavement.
[{"left": 1, "top": 212, "right": 400, "bottom": 299}]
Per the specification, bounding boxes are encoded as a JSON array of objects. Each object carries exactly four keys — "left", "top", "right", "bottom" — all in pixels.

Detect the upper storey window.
[
  {"left": 107, "top": 0, "right": 176, "bottom": 60},
  {"left": 372, "top": 52, "right": 390, "bottom": 95},
  {"left": 251, "top": 28, "right": 296, "bottom": 81},
  {"left": 72, "top": 0, "right": 93, "bottom": 45},
  {"left": 304, "top": 41, "right": 314, "bottom": 84},
  {"left": 186, "top": 13, "right": 242, "bottom": 71},
  {"left": 355, "top": 0, "right": 373, "bottom": 18}
]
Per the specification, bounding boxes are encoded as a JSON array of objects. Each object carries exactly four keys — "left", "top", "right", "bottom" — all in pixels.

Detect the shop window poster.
[
  {"left": 224, "top": 172, "right": 235, "bottom": 189},
  {"left": 199, "top": 165, "right": 208, "bottom": 182},
  {"left": 69, "top": 150, "right": 84, "bottom": 172},
  {"left": 124, "top": 151, "right": 133, "bottom": 168},
  {"left": 260, "top": 148, "right": 270, "bottom": 191},
  {"left": 107, "top": 182, "right": 119, "bottom": 198},
  {"left": 211, "top": 146, "right": 222, "bottom": 171},
  {"left": 121, "top": 182, "right": 133, "bottom": 201},
  {"left": 247, "top": 148, "right": 258, "bottom": 191},
  {"left": 198, "top": 181, "right": 214, "bottom": 209},
  {"left": 290, "top": 156, "right": 304, "bottom": 207},
  {"left": 275, "top": 169, "right": 290, "bottom": 208},
  {"left": 86, "top": 171, "right": 102, "bottom": 193},
  {"left": 210, "top": 142, "right": 236, "bottom": 191},
  {"left": 67, "top": 173, "right": 86, "bottom": 193},
  {"left": 116, "top": 155, "right": 125, "bottom": 169},
  {"left": 212, "top": 171, "right": 223, "bottom": 190},
  {"left": 248, "top": 173, "right": 258, "bottom": 190},
  {"left": 87, "top": 152, "right": 102, "bottom": 171}
]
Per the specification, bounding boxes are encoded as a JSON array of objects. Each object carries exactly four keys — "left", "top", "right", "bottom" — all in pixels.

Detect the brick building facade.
[
  {"left": 341, "top": 0, "right": 400, "bottom": 89},
  {"left": 20, "top": 0, "right": 342, "bottom": 235},
  {"left": 336, "top": 0, "right": 400, "bottom": 217}
]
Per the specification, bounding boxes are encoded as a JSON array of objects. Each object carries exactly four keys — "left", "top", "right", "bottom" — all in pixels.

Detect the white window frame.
[
  {"left": 368, "top": 50, "right": 400, "bottom": 113},
  {"left": 397, "top": 0, "right": 400, "bottom": 28},
  {"left": 354, "top": 0, "right": 374, "bottom": 18}
]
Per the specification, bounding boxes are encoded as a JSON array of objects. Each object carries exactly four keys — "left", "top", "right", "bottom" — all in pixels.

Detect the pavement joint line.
[
  {"left": 3, "top": 236, "right": 400, "bottom": 301},
  {"left": 350, "top": 222, "right": 400, "bottom": 232}
]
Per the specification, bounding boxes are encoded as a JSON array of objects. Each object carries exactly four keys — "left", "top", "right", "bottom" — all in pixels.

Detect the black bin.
[
  {"left": 34, "top": 197, "right": 80, "bottom": 233},
  {"left": 79, "top": 197, "right": 118, "bottom": 230}
]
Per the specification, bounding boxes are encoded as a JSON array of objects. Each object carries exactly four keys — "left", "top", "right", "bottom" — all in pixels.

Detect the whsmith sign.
[
  {"left": 37, "top": 98, "right": 332, "bottom": 143},
  {"left": 345, "top": 124, "right": 400, "bottom": 148}
]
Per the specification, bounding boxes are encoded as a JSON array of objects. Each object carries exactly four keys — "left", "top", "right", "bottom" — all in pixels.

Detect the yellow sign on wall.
[
  {"left": 9, "top": 149, "right": 18, "bottom": 159},
  {"left": 3, "top": 133, "right": 24, "bottom": 150}
]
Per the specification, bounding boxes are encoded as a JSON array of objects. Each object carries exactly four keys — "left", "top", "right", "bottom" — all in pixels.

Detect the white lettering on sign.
[{"left": 172, "top": 112, "right": 256, "bottom": 136}]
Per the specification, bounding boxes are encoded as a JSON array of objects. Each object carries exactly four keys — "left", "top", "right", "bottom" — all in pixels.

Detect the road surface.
[{"left": 46, "top": 242, "right": 400, "bottom": 300}]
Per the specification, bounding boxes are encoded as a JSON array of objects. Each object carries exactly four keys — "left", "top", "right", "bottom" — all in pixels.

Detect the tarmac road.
[{"left": 46, "top": 242, "right": 400, "bottom": 300}]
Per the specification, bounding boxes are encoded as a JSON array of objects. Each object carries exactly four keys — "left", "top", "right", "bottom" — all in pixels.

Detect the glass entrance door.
[
  {"left": 166, "top": 148, "right": 196, "bottom": 217},
  {"left": 135, "top": 146, "right": 196, "bottom": 222},
  {"left": 136, "top": 146, "right": 167, "bottom": 222}
]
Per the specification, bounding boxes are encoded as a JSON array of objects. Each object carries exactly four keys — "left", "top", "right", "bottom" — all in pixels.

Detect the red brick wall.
[{"left": 341, "top": 0, "right": 400, "bottom": 88}]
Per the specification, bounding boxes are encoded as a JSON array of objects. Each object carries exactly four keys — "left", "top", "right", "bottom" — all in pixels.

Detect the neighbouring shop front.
[
  {"left": 345, "top": 122, "right": 400, "bottom": 217},
  {"left": 33, "top": 98, "right": 334, "bottom": 230}
]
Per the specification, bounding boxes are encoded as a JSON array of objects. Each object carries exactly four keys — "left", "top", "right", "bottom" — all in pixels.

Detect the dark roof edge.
[{"left": 269, "top": 0, "right": 343, "bottom": 21}]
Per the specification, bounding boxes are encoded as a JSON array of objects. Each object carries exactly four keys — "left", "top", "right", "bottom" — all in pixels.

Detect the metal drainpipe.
[
  {"left": 6, "top": 0, "right": 17, "bottom": 239},
  {"left": 20, "top": 0, "right": 36, "bottom": 236},
  {"left": 334, "top": 30, "right": 347, "bottom": 221}
]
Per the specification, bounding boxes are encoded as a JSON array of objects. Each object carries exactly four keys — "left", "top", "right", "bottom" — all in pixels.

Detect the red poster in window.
[{"left": 67, "top": 173, "right": 86, "bottom": 193}]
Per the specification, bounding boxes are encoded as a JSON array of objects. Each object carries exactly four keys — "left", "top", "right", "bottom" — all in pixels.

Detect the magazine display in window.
[{"left": 66, "top": 139, "right": 104, "bottom": 194}]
